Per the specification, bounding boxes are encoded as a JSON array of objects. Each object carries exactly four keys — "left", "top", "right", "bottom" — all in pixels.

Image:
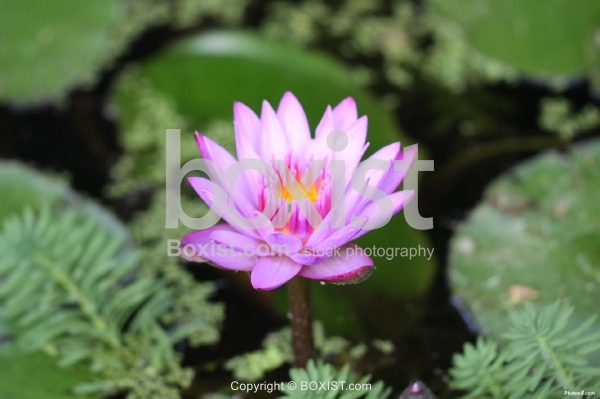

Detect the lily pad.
[
  {"left": 133, "top": 30, "right": 417, "bottom": 155},
  {"left": 0, "top": 161, "right": 68, "bottom": 224},
  {"left": 0, "top": 0, "right": 122, "bottom": 103},
  {"left": 0, "top": 160, "right": 131, "bottom": 242},
  {"left": 429, "top": 0, "right": 600, "bottom": 80},
  {"left": 0, "top": 348, "right": 98, "bottom": 399},
  {"left": 111, "top": 31, "right": 436, "bottom": 336},
  {"left": 450, "top": 140, "right": 600, "bottom": 364}
]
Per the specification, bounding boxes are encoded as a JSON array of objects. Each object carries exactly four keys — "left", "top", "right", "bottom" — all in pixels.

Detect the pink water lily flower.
[{"left": 181, "top": 92, "right": 416, "bottom": 290}]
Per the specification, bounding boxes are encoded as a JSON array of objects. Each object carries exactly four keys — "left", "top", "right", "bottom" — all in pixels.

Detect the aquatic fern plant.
[
  {"left": 450, "top": 301, "right": 600, "bottom": 398},
  {"left": 0, "top": 207, "right": 221, "bottom": 398},
  {"left": 280, "top": 359, "right": 392, "bottom": 399}
]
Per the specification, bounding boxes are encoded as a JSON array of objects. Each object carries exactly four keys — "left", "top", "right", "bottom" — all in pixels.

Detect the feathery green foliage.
[
  {"left": 0, "top": 207, "right": 221, "bottom": 398},
  {"left": 450, "top": 301, "right": 600, "bottom": 398},
  {"left": 280, "top": 360, "right": 392, "bottom": 399},
  {"left": 109, "top": 71, "right": 226, "bottom": 349},
  {"left": 225, "top": 321, "right": 391, "bottom": 382}
]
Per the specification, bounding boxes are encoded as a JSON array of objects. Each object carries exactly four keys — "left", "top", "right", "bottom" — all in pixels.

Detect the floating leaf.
[
  {"left": 0, "top": 0, "right": 125, "bottom": 103},
  {"left": 0, "top": 160, "right": 130, "bottom": 241},
  {"left": 0, "top": 348, "right": 98, "bottom": 399},
  {"left": 450, "top": 139, "right": 600, "bottom": 364},
  {"left": 429, "top": 0, "right": 600, "bottom": 80},
  {"left": 0, "top": 161, "right": 68, "bottom": 224}
]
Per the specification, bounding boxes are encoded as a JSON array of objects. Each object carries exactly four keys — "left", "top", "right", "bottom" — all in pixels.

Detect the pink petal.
[
  {"left": 332, "top": 116, "right": 369, "bottom": 184},
  {"left": 190, "top": 178, "right": 261, "bottom": 239},
  {"left": 315, "top": 105, "right": 335, "bottom": 139},
  {"left": 346, "top": 142, "right": 401, "bottom": 217},
  {"left": 277, "top": 92, "right": 310, "bottom": 153},
  {"left": 332, "top": 97, "right": 358, "bottom": 131},
  {"left": 234, "top": 102, "right": 262, "bottom": 159},
  {"left": 265, "top": 232, "right": 303, "bottom": 255},
  {"left": 352, "top": 190, "right": 415, "bottom": 239},
  {"left": 378, "top": 145, "right": 418, "bottom": 194},
  {"left": 261, "top": 100, "right": 288, "bottom": 161},
  {"left": 209, "top": 229, "right": 263, "bottom": 253},
  {"left": 193, "top": 134, "right": 261, "bottom": 215},
  {"left": 250, "top": 211, "right": 275, "bottom": 240},
  {"left": 188, "top": 176, "right": 227, "bottom": 214},
  {"left": 195, "top": 132, "right": 235, "bottom": 188},
  {"left": 303, "top": 211, "right": 336, "bottom": 248},
  {"left": 298, "top": 244, "right": 374, "bottom": 284},
  {"left": 312, "top": 217, "right": 368, "bottom": 251},
  {"left": 290, "top": 250, "right": 330, "bottom": 266},
  {"left": 250, "top": 256, "right": 302, "bottom": 290},
  {"left": 188, "top": 176, "right": 258, "bottom": 231},
  {"left": 180, "top": 224, "right": 256, "bottom": 271},
  {"left": 309, "top": 117, "right": 369, "bottom": 180}
]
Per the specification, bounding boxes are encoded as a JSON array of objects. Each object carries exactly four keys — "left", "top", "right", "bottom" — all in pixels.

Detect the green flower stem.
[{"left": 287, "top": 277, "right": 315, "bottom": 367}]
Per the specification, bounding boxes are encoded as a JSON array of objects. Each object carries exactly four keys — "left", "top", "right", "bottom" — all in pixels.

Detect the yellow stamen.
[{"left": 281, "top": 182, "right": 319, "bottom": 203}]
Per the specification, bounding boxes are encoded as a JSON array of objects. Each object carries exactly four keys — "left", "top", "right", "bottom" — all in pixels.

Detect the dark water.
[{"left": 1, "top": 12, "right": 598, "bottom": 399}]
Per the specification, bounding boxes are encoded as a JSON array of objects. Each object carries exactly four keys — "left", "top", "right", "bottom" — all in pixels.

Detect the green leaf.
[
  {"left": 125, "top": 31, "right": 417, "bottom": 153},
  {"left": 111, "top": 31, "right": 436, "bottom": 335},
  {"left": 429, "top": 0, "right": 600, "bottom": 80},
  {"left": 0, "top": 160, "right": 131, "bottom": 242},
  {"left": 0, "top": 349, "right": 98, "bottom": 399},
  {"left": 0, "top": 0, "right": 125, "bottom": 103},
  {"left": 449, "top": 140, "right": 600, "bottom": 365},
  {"left": 0, "top": 161, "right": 68, "bottom": 225}
]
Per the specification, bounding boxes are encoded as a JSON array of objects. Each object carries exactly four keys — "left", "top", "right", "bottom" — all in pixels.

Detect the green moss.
[{"left": 539, "top": 98, "right": 600, "bottom": 141}]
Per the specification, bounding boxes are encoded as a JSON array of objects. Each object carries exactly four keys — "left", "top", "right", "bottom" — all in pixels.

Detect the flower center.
[
  {"left": 281, "top": 180, "right": 320, "bottom": 203},
  {"left": 258, "top": 159, "right": 331, "bottom": 241}
]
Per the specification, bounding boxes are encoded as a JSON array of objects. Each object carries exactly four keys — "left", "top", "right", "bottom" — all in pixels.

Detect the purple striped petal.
[
  {"left": 332, "top": 97, "right": 358, "bottom": 131},
  {"left": 195, "top": 132, "right": 235, "bottom": 188},
  {"left": 277, "top": 92, "right": 310, "bottom": 153},
  {"left": 261, "top": 100, "right": 288, "bottom": 161},
  {"left": 250, "top": 211, "right": 275, "bottom": 240},
  {"left": 188, "top": 177, "right": 227, "bottom": 214},
  {"left": 312, "top": 217, "right": 368, "bottom": 251},
  {"left": 290, "top": 250, "right": 330, "bottom": 266},
  {"left": 190, "top": 179, "right": 261, "bottom": 239},
  {"left": 332, "top": 116, "right": 369, "bottom": 184},
  {"left": 298, "top": 244, "right": 374, "bottom": 284},
  {"left": 234, "top": 102, "right": 262, "bottom": 159},
  {"left": 345, "top": 142, "right": 401, "bottom": 218},
  {"left": 250, "top": 256, "right": 302, "bottom": 290},
  {"left": 181, "top": 224, "right": 256, "bottom": 271},
  {"left": 352, "top": 190, "right": 415, "bottom": 239},
  {"left": 378, "top": 145, "right": 418, "bottom": 194},
  {"left": 265, "top": 232, "right": 302, "bottom": 255},
  {"left": 209, "top": 229, "right": 262, "bottom": 253},
  {"left": 315, "top": 105, "right": 335, "bottom": 139}
]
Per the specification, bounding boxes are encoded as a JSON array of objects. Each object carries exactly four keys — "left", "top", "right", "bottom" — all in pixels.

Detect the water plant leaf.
[
  {"left": 450, "top": 140, "right": 600, "bottom": 365},
  {"left": 0, "top": 0, "right": 123, "bottom": 103},
  {"left": 0, "top": 160, "right": 130, "bottom": 242},
  {"left": 450, "top": 301, "right": 600, "bottom": 397},
  {"left": 429, "top": 0, "right": 600, "bottom": 80},
  {"left": 0, "top": 161, "right": 68, "bottom": 224},
  {"left": 0, "top": 348, "right": 98, "bottom": 399}
]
